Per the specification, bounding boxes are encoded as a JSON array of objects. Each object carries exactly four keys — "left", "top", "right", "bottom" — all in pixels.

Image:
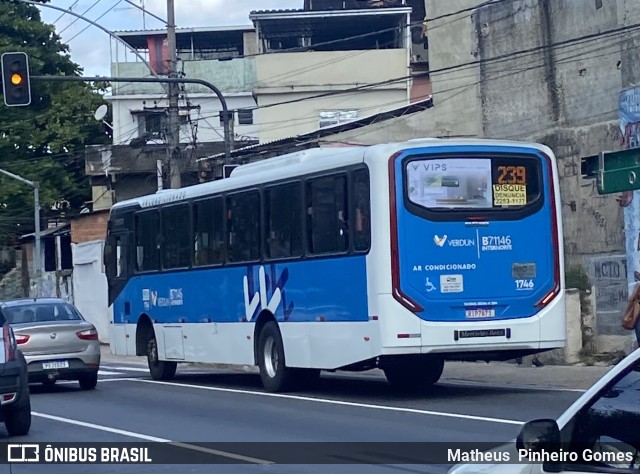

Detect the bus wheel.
[
  {"left": 382, "top": 356, "right": 444, "bottom": 392},
  {"left": 257, "top": 322, "right": 294, "bottom": 392},
  {"left": 147, "top": 337, "right": 177, "bottom": 381}
]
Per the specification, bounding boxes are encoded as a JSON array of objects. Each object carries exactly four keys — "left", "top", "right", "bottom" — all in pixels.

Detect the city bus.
[{"left": 104, "top": 138, "right": 565, "bottom": 393}]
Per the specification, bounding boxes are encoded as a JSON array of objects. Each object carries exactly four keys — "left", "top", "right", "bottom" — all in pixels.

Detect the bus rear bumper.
[{"left": 378, "top": 293, "right": 566, "bottom": 359}]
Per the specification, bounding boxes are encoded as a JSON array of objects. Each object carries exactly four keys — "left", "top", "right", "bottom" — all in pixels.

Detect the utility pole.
[
  {"left": 166, "top": 0, "right": 181, "bottom": 189},
  {"left": 0, "top": 169, "right": 41, "bottom": 297}
]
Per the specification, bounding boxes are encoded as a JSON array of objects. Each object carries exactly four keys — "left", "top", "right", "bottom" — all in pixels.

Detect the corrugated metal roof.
[
  {"left": 114, "top": 25, "right": 254, "bottom": 36},
  {"left": 250, "top": 9, "right": 306, "bottom": 14}
]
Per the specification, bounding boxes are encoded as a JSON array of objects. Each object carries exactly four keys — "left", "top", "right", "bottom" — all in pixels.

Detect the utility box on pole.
[{"left": 581, "top": 149, "right": 640, "bottom": 194}]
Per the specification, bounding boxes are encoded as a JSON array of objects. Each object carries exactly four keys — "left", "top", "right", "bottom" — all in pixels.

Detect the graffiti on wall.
[
  {"left": 619, "top": 87, "right": 640, "bottom": 329},
  {"left": 587, "top": 256, "right": 629, "bottom": 336}
]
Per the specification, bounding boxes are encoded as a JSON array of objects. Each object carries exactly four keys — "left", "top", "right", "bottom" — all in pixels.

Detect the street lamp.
[{"left": 0, "top": 169, "right": 41, "bottom": 297}]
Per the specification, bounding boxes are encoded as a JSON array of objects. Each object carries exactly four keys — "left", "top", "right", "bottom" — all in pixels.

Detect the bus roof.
[{"left": 110, "top": 138, "right": 552, "bottom": 211}]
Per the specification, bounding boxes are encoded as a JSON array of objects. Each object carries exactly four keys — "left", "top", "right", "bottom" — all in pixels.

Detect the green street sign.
[{"left": 581, "top": 149, "right": 640, "bottom": 194}]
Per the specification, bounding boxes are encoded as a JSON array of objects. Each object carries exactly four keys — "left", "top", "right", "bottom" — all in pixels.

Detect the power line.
[
  {"left": 122, "top": 0, "right": 166, "bottom": 25},
  {"left": 57, "top": 0, "right": 101, "bottom": 36},
  {"left": 51, "top": 0, "right": 79, "bottom": 25},
  {"left": 67, "top": 0, "right": 125, "bottom": 43}
]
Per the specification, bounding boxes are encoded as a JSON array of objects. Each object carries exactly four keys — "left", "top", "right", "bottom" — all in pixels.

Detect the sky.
[{"left": 38, "top": 0, "right": 302, "bottom": 77}]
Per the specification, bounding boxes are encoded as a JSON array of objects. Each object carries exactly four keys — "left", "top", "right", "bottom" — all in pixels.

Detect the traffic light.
[{"left": 1, "top": 52, "right": 31, "bottom": 107}]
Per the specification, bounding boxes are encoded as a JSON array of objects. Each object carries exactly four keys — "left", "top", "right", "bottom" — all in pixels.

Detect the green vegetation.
[{"left": 0, "top": 0, "right": 111, "bottom": 245}]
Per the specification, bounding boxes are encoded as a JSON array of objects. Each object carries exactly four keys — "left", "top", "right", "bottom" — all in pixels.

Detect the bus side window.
[
  {"left": 135, "top": 211, "right": 160, "bottom": 272},
  {"left": 193, "top": 198, "right": 224, "bottom": 266},
  {"left": 265, "top": 183, "right": 303, "bottom": 260},
  {"left": 226, "top": 192, "right": 260, "bottom": 263},
  {"left": 306, "top": 174, "right": 349, "bottom": 255},
  {"left": 162, "top": 204, "right": 191, "bottom": 269},
  {"left": 353, "top": 169, "right": 371, "bottom": 251}
]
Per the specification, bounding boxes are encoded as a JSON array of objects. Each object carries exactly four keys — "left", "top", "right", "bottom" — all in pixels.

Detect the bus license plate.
[
  {"left": 465, "top": 309, "right": 495, "bottom": 318},
  {"left": 43, "top": 361, "right": 69, "bottom": 370}
]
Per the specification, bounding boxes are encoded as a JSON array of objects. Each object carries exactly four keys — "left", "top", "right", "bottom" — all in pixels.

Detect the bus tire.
[
  {"left": 147, "top": 337, "right": 177, "bottom": 381},
  {"left": 383, "top": 356, "right": 444, "bottom": 392},
  {"left": 257, "top": 322, "right": 294, "bottom": 393}
]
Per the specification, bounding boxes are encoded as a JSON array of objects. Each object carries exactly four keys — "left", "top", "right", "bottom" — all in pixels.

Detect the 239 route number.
[{"left": 515, "top": 279, "right": 534, "bottom": 290}]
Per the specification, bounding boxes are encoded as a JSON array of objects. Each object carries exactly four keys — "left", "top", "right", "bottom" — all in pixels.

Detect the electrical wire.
[
  {"left": 56, "top": 0, "right": 101, "bottom": 35},
  {"left": 67, "top": 0, "right": 125, "bottom": 43}
]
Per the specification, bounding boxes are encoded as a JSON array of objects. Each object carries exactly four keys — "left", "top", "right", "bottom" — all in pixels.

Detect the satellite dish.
[{"left": 94, "top": 104, "right": 108, "bottom": 121}]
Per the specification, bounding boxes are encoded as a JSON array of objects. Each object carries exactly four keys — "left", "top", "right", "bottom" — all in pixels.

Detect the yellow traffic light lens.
[{"left": 10, "top": 73, "right": 23, "bottom": 86}]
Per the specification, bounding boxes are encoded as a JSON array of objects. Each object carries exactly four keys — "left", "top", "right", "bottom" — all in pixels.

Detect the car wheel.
[
  {"left": 147, "top": 337, "right": 177, "bottom": 381},
  {"left": 78, "top": 372, "right": 98, "bottom": 390},
  {"left": 257, "top": 322, "right": 294, "bottom": 393},
  {"left": 3, "top": 384, "right": 31, "bottom": 437}
]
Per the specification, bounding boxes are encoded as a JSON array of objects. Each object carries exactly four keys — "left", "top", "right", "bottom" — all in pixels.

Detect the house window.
[
  {"left": 144, "top": 113, "right": 166, "bottom": 135},
  {"left": 319, "top": 110, "right": 358, "bottom": 129},
  {"left": 238, "top": 109, "right": 254, "bottom": 125}
]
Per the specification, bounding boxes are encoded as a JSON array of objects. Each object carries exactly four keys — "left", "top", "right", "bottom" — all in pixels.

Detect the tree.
[{"left": 0, "top": 0, "right": 111, "bottom": 245}]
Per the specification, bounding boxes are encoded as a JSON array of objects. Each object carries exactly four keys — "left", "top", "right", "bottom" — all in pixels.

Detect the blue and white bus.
[{"left": 104, "top": 138, "right": 565, "bottom": 392}]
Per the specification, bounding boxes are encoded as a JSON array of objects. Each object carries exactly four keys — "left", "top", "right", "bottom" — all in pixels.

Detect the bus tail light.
[
  {"left": 388, "top": 152, "right": 424, "bottom": 314},
  {"left": 535, "top": 151, "right": 562, "bottom": 310}
]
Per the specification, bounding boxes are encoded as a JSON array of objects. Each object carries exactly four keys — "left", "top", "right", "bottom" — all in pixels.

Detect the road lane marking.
[
  {"left": 98, "top": 370, "right": 124, "bottom": 376},
  {"left": 51, "top": 378, "right": 137, "bottom": 385},
  {"left": 101, "top": 366, "right": 150, "bottom": 373},
  {"left": 31, "top": 412, "right": 272, "bottom": 464},
  {"left": 32, "top": 412, "right": 168, "bottom": 441},
  {"left": 129, "top": 379, "right": 524, "bottom": 425}
]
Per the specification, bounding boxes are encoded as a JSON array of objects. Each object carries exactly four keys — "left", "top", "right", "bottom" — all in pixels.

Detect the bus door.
[
  {"left": 104, "top": 230, "right": 132, "bottom": 355},
  {"left": 391, "top": 145, "right": 560, "bottom": 328}
]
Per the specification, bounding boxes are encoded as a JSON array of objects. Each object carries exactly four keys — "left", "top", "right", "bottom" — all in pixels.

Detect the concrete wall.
[
  {"left": 255, "top": 49, "right": 409, "bottom": 142},
  {"left": 111, "top": 58, "right": 256, "bottom": 96},
  {"left": 108, "top": 94, "right": 259, "bottom": 145},
  {"left": 255, "top": 49, "right": 407, "bottom": 92},
  {"left": 257, "top": 89, "right": 409, "bottom": 143},
  {"left": 420, "top": 0, "right": 482, "bottom": 137}
]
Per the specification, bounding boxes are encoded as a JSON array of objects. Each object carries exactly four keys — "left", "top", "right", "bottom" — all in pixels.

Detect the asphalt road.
[{"left": 0, "top": 363, "right": 585, "bottom": 474}]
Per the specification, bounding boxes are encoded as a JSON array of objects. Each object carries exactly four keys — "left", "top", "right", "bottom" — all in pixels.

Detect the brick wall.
[{"left": 70, "top": 211, "right": 110, "bottom": 244}]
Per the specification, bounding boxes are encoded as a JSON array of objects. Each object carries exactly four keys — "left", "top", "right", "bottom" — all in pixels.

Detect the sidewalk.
[{"left": 99, "top": 345, "right": 610, "bottom": 391}]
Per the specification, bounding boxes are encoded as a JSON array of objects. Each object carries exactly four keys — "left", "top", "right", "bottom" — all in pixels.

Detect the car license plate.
[
  {"left": 42, "top": 361, "right": 69, "bottom": 370},
  {"left": 465, "top": 309, "right": 495, "bottom": 318}
]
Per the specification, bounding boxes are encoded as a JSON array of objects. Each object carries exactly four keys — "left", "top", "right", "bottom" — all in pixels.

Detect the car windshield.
[{"left": 2, "top": 303, "right": 83, "bottom": 324}]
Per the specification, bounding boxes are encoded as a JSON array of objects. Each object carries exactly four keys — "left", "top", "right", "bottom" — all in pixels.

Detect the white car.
[{"left": 449, "top": 348, "right": 640, "bottom": 474}]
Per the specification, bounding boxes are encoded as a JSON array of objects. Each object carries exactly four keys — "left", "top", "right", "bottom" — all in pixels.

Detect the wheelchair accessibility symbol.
[{"left": 425, "top": 277, "right": 436, "bottom": 292}]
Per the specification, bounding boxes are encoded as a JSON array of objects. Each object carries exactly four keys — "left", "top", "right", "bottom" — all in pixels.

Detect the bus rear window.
[{"left": 405, "top": 156, "right": 542, "bottom": 211}]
